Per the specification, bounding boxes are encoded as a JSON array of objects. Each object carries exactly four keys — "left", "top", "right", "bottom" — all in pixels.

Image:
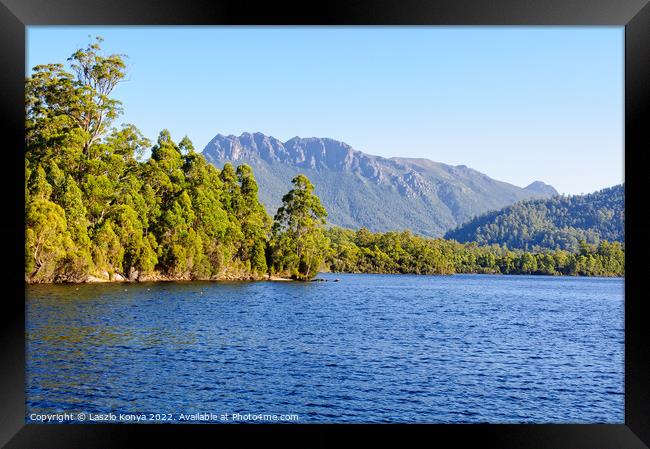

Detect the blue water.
[{"left": 26, "top": 274, "right": 624, "bottom": 423}]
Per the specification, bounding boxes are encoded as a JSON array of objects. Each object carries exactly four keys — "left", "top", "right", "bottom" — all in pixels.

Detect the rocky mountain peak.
[
  {"left": 201, "top": 131, "right": 558, "bottom": 237},
  {"left": 204, "top": 132, "right": 381, "bottom": 174}
]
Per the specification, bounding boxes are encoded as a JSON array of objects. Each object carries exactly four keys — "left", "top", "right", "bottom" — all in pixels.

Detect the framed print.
[{"left": 1, "top": 0, "right": 649, "bottom": 447}]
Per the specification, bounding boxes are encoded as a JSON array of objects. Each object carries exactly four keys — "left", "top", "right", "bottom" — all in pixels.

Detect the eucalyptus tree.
[{"left": 270, "top": 174, "right": 329, "bottom": 280}]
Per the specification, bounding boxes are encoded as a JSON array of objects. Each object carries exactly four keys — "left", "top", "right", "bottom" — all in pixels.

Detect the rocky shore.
[{"left": 32, "top": 270, "right": 295, "bottom": 284}]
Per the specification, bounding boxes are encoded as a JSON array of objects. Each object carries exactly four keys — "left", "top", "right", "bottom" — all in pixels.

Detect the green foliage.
[
  {"left": 270, "top": 175, "right": 329, "bottom": 280},
  {"left": 445, "top": 185, "right": 624, "bottom": 251},
  {"left": 236, "top": 164, "right": 271, "bottom": 273},
  {"left": 27, "top": 165, "right": 53, "bottom": 200},
  {"left": 25, "top": 199, "right": 71, "bottom": 282},
  {"left": 325, "top": 227, "right": 624, "bottom": 277},
  {"left": 25, "top": 38, "right": 272, "bottom": 283}
]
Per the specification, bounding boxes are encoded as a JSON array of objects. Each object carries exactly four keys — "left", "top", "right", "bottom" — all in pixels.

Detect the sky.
[{"left": 26, "top": 26, "right": 624, "bottom": 195}]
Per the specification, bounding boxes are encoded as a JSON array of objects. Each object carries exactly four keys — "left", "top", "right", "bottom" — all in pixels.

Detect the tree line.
[{"left": 325, "top": 228, "right": 624, "bottom": 277}]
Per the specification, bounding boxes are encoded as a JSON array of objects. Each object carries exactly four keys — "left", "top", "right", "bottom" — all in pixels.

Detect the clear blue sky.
[{"left": 27, "top": 26, "right": 623, "bottom": 195}]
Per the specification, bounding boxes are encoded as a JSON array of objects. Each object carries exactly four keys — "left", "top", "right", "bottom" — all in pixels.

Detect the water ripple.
[{"left": 26, "top": 274, "right": 624, "bottom": 423}]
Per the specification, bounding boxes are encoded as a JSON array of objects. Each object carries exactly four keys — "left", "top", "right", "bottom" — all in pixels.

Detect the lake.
[{"left": 26, "top": 274, "right": 624, "bottom": 423}]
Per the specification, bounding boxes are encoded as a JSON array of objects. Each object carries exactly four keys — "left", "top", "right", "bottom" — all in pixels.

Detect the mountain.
[
  {"left": 202, "top": 132, "right": 558, "bottom": 237},
  {"left": 444, "top": 184, "right": 624, "bottom": 251},
  {"left": 524, "top": 181, "right": 558, "bottom": 196}
]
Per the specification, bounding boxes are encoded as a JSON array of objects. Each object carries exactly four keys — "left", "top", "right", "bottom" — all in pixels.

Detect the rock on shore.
[{"left": 75, "top": 271, "right": 292, "bottom": 284}]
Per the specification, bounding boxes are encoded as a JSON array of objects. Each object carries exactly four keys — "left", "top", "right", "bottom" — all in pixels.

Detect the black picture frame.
[{"left": 2, "top": 0, "right": 649, "bottom": 447}]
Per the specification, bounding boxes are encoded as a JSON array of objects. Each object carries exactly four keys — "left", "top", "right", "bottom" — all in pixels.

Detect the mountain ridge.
[{"left": 202, "top": 132, "right": 558, "bottom": 237}]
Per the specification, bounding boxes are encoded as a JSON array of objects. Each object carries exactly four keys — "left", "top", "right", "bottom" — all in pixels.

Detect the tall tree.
[
  {"left": 270, "top": 175, "right": 329, "bottom": 280},
  {"left": 236, "top": 164, "right": 271, "bottom": 273},
  {"left": 26, "top": 36, "right": 127, "bottom": 170}
]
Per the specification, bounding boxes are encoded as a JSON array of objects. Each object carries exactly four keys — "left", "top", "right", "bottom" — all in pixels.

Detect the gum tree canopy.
[
  {"left": 24, "top": 37, "right": 275, "bottom": 283},
  {"left": 270, "top": 175, "right": 329, "bottom": 280}
]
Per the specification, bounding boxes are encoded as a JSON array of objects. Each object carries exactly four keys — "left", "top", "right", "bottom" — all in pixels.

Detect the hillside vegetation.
[{"left": 445, "top": 185, "right": 624, "bottom": 252}]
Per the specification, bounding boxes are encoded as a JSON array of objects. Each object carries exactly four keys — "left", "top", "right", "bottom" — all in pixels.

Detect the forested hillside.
[{"left": 444, "top": 185, "right": 624, "bottom": 251}]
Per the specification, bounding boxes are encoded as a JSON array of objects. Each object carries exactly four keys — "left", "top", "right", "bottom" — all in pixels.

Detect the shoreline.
[
  {"left": 25, "top": 271, "right": 623, "bottom": 285},
  {"left": 26, "top": 273, "right": 295, "bottom": 285}
]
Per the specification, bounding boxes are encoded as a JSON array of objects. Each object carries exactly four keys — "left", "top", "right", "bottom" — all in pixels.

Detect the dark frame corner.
[{"left": 1, "top": 0, "right": 649, "bottom": 447}]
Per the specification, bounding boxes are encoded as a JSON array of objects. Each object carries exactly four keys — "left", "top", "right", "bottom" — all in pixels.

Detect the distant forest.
[
  {"left": 25, "top": 39, "right": 624, "bottom": 283},
  {"left": 445, "top": 185, "right": 624, "bottom": 252},
  {"left": 326, "top": 228, "right": 623, "bottom": 277}
]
